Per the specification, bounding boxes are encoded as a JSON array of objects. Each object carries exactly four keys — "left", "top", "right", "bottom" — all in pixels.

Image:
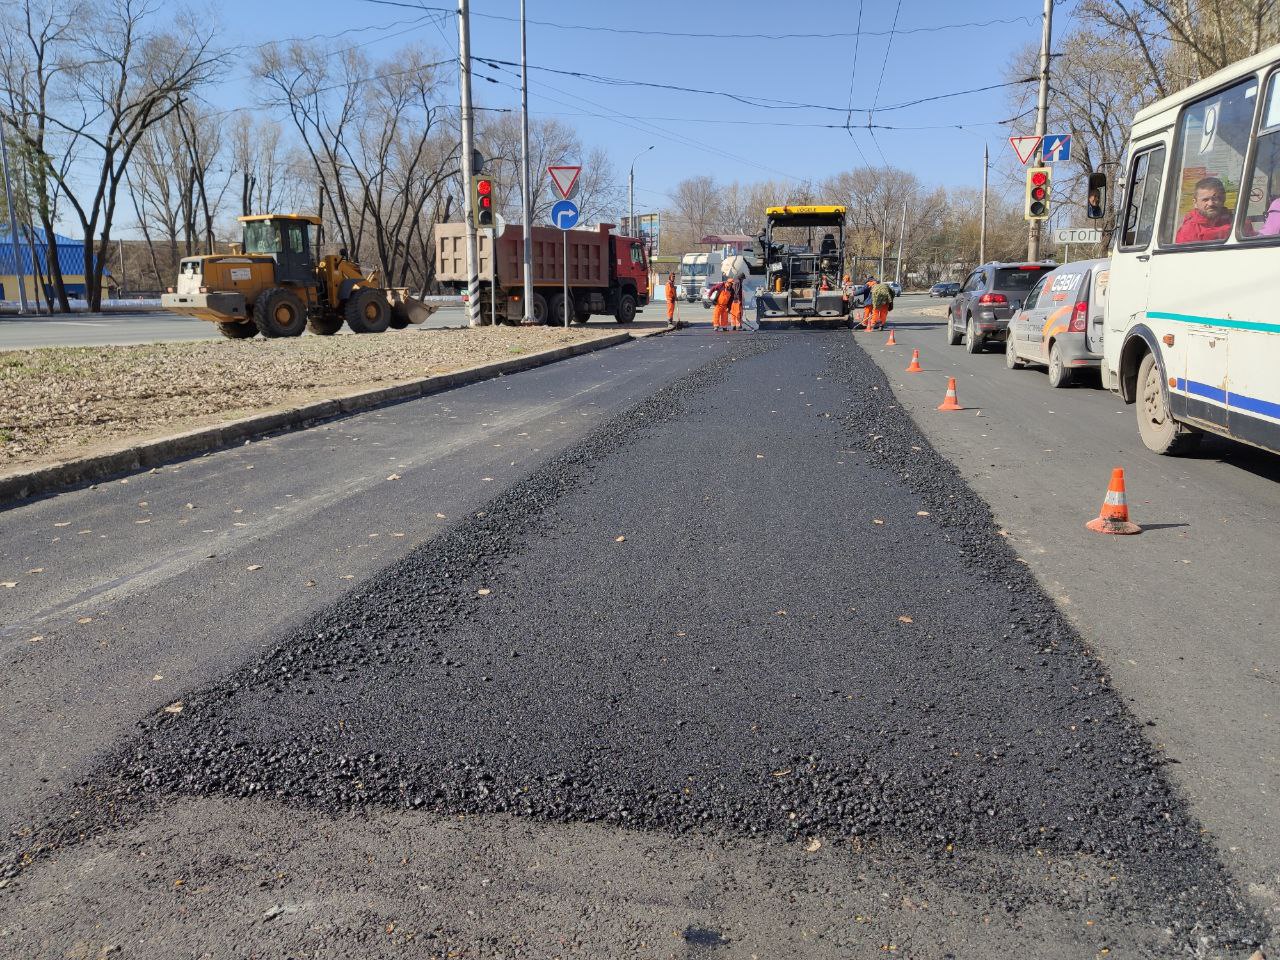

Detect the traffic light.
[
  {"left": 470, "top": 175, "right": 495, "bottom": 227},
  {"left": 1024, "top": 166, "right": 1051, "bottom": 221}
]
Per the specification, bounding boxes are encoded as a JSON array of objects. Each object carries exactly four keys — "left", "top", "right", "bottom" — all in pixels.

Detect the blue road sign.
[
  {"left": 1042, "top": 134, "right": 1072, "bottom": 163},
  {"left": 551, "top": 199, "right": 579, "bottom": 230}
]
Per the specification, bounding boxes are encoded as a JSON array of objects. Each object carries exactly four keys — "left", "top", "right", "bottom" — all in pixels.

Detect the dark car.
[
  {"left": 930, "top": 281, "right": 960, "bottom": 298},
  {"left": 946, "top": 262, "right": 1055, "bottom": 354}
]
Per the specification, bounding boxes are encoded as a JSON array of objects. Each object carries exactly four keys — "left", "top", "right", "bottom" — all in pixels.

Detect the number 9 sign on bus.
[{"left": 1096, "top": 41, "right": 1280, "bottom": 456}]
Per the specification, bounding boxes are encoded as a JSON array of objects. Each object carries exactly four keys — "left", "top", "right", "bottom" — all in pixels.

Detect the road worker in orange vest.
[
  {"left": 729, "top": 276, "right": 744, "bottom": 331},
  {"left": 714, "top": 280, "right": 733, "bottom": 332},
  {"left": 665, "top": 272, "right": 677, "bottom": 325},
  {"left": 862, "top": 276, "right": 877, "bottom": 330}
]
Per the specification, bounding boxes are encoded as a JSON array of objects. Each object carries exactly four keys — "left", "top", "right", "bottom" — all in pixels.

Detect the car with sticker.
[{"left": 1005, "top": 258, "right": 1109, "bottom": 387}]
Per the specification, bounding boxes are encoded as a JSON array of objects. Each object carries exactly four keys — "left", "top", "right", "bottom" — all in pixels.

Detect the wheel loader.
[{"left": 160, "top": 214, "right": 435, "bottom": 339}]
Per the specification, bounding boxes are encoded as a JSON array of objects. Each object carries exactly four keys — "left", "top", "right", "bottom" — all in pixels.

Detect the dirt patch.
[{"left": 0, "top": 326, "right": 650, "bottom": 470}]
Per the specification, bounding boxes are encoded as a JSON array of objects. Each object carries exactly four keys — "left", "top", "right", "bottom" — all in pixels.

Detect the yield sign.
[
  {"left": 547, "top": 165, "right": 581, "bottom": 200},
  {"left": 1009, "top": 135, "right": 1042, "bottom": 165}
]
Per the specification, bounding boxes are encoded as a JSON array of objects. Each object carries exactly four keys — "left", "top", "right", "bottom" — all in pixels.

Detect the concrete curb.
[{"left": 1, "top": 331, "right": 640, "bottom": 506}]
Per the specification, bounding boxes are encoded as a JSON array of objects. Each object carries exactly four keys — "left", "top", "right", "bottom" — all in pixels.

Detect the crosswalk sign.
[{"left": 1042, "top": 134, "right": 1072, "bottom": 163}]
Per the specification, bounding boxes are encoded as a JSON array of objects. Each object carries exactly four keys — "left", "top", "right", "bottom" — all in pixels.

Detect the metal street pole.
[
  {"left": 562, "top": 229, "right": 569, "bottom": 328},
  {"left": 894, "top": 202, "right": 906, "bottom": 287},
  {"left": 0, "top": 122, "right": 30, "bottom": 314},
  {"left": 518, "top": 0, "right": 535, "bottom": 324},
  {"left": 628, "top": 145, "right": 653, "bottom": 237},
  {"left": 457, "top": 0, "right": 481, "bottom": 327},
  {"left": 980, "top": 144, "right": 989, "bottom": 265},
  {"left": 1028, "top": 0, "right": 1053, "bottom": 262},
  {"left": 878, "top": 212, "right": 888, "bottom": 277}
]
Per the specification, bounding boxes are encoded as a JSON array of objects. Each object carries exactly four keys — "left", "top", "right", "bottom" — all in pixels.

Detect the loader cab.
[{"left": 238, "top": 214, "right": 321, "bottom": 285}]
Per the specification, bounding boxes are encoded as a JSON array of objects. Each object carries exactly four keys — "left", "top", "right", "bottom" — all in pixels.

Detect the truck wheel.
[
  {"left": 1136, "top": 351, "right": 1201, "bottom": 455},
  {"left": 575, "top": 305, "right": 591, "bottom": 323},
  {"left": 345, "top": 288, "right": 390, "bottom": 333},
  {"left": 945, "top": 312, "right": 961, "bottom": 346},
  {"left": 253, "top": 288, "right": 307, "bottom": 338},
  {"left": 549, "top": 292, "right": 570, "bottom": 325},
  {"left": 1047, "top": 342, "right": 1072, "bottom": 388},
  {"left": 218, "top": 322, "right": 257, "bottom": 339},
  {"left": 615, "top": 292, "right": 636, "bottom": 324},
  {"left": 307, "top": 314, "right": 343, "bottom": 336},
  {"left": 530, "top": 293, "right": 548, "bottom": 324}
]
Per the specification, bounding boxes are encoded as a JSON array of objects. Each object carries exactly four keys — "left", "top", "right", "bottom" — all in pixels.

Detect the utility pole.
[
  {"left": 457, "top": 0, "right": 481, "bottom": 327},
  {"left": 518, "top": 0, "right": 535, "bottom": 324},
  {"left": 980, "top": 144, "right": 989, "bottom": 264},
  {"left": 628, "top": 146, "right": 653, "bottom": 238},
  {"left": 894, "top": 202, "right": 906, "bottom": 287},
  {"left": 878, "top": 212, "right": 888, "bottom": 277},
  {"left": 0, "top": 121, "right": 30, "bottom": 315},
  {"left": 1028, "top": 0, "right": 1053, "bottom": 262}
]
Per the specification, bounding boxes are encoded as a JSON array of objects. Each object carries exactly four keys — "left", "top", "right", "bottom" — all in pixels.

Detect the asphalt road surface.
[
  {"left": 1, "top": 311, "right": 1275, "bottom": 958},
  {"left": 0, "top": 306, "right": 474, "bottom": 349}
]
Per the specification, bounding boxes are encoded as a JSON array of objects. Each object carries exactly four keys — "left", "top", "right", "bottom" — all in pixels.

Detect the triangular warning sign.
[
  {"left": 1009, "top": 136, "right": 1042, "bottom": 165},
  {"left": 547, "top": 165, "right": 581, "bottom": 199}
]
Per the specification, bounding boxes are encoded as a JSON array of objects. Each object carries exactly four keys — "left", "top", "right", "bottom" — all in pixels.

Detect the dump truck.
[
  {"left": 434, "top": 222, "right": 648, "bottom": 325},
  {"left": 754, "top": 205, "right": 851, "bottom": 327},
  {"left": 161, "top": 214, "right": 436, "bottom": 339}
]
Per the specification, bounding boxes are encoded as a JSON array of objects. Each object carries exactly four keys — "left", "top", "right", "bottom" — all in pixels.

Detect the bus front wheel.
[{"left": 1136, "top": 352, "right": 1201, "bottom": 455}]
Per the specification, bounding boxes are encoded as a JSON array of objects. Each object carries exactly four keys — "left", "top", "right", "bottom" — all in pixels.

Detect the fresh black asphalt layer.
[{"left": 17, "top": 331, "right": 1263, "bottom": 949}]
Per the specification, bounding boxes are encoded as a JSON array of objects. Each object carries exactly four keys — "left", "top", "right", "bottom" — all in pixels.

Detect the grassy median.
[{"left": 0, "top": 325, "right": 646, "bottom": 470}]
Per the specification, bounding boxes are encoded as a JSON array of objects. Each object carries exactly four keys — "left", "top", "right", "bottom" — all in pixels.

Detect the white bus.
[{"left": 1096, "top": 41, "right": 1280, "bottom": 455}]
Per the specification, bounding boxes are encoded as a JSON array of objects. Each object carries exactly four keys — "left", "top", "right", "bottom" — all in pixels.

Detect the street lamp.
[{"left": 628, "top": 145, "right": 654, "bottom": 238}]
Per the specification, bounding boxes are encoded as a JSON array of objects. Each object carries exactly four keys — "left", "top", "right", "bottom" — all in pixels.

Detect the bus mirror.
[{"left": 1087, "top": 172, "right": 1107, "bottom": 220}]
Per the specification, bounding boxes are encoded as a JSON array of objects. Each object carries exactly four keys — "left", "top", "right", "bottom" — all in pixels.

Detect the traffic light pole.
[
  {"left": 457, "top": 0, "right": 482, "bottom": 327},
  {"left": 1027, "top": 0, "right": 1053, "bottom": 262}
]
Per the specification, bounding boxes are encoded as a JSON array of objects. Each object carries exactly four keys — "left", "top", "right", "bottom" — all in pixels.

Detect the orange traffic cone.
[
  {"left": 937, "top": 377, "right": 963, "bottom": 410},
  {"left": 885, "top": 327, "right": 897, "bottom": 346},
  {"left": 1086, "top": 468, "right": 1142, "bottom": 535},
  {"left": 905, "top": 349, "right": 923, "bottom": 373}
]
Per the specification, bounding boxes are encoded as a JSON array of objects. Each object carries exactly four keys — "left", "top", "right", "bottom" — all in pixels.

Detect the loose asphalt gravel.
[{"left": 3, "top": 329, "right": 1266, "bottom": 956}]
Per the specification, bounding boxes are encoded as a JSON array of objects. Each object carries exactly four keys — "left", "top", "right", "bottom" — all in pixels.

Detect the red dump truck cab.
[{"left": 434, "top": 222, "right": 649, "bottom": 325}]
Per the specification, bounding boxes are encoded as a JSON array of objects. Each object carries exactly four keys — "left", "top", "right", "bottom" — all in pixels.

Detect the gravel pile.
[
  {"left": 0, "top": 327, "right": 619, "bottom": 467},
  {"left": 22, "top": 332, "right": 1261, "bottom": 950}
]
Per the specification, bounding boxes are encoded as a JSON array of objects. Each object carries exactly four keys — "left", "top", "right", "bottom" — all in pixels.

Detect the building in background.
[{"left": 0, "top": 228, "right": 108, "bottom": 302}]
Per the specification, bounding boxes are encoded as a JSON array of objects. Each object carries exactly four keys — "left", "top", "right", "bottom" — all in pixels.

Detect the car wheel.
[
  {"left": 964, "top": 317, "right": 983, "bottom": 354},
  {"left": 1005, "top": 336, "right": 1025, "bottom": 369},
  {"left": 1047, "top": 341, "right": 1072, "bottom": 388},
  {"left": 1136, "top": 352, "right": 1201, "bottom": 455},
  {"left": 945, "top": 312, "right": 961, "bottom": 346}
]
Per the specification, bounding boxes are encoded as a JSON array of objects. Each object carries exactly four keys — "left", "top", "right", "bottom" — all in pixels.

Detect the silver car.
[{"left": 1004, "top": 258, "right": 1109, "bottom": 388}]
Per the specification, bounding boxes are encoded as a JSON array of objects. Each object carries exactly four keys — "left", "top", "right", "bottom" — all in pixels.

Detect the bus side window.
[
  {"left": 1164, "top": 77, "right": 1256, "bottom": 246},
  {"left": 1241, "top": 71, "right": 1280, "bottom": 239},
  {"left": 1120, "top": 146, "right": 1165, "bottom": 249}
]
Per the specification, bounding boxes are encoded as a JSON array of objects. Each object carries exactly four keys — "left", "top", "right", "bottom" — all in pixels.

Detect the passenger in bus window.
[{"left": 1174, "top": 177, "right": 1234, "bottom": 243}]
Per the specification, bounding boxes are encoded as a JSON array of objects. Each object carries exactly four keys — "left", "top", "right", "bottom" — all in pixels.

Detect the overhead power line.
[{"left": 361, "top": 1, "right": 1034, "bottom": 40}]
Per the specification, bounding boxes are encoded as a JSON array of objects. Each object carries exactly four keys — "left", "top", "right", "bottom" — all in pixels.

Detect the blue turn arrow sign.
[{"left": 551, "top": 199, "right": 579, "bottom": 230}]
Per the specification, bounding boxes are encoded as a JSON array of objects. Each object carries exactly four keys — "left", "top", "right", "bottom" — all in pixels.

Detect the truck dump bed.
[{"left": 435, "top": 222, "right": 612, "bottom": 288}]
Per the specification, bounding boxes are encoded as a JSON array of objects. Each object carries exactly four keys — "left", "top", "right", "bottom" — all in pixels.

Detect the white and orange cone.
[
  {"left": 936, "top": 377, "right": 963, "bottom": 411},
  {"left": 1086, "top": 468, "right": 1142, "bottom": 535},
  {"left": 885, "top": 327, "right": 897, "bottom": 346},
  {"left": 905, "top": 349, "right": 923, "bottom": 373}
]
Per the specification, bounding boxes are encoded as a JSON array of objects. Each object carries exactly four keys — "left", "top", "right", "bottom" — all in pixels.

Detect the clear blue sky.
[{"left": 208, "top": 0, "right": 1080, "bottom": 210}]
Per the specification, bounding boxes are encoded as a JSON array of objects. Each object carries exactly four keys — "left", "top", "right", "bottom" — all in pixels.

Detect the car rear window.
[{"left": 994, "top": 267, "right": 1051, "bottom": 290}]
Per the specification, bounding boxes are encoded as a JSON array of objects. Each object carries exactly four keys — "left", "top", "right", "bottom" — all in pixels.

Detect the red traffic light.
[
  {"left": 1030, "top": 170, "right": 1048, "bottom": 186},
  {"left": 476, "top": 179, "right": 492, "bottom": 196}
]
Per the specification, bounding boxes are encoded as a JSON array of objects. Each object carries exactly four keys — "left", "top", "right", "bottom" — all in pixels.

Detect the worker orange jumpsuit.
[
  {"left": 665, "top": 275, "right": 677, "bottom": 323},
  {"left": 862, "top": 280, "right": 875, "bottom": 330},
  {"left": 729, "top": 279, "right": 743, "bottom": 330},
  {"left": 714, "top": 283, "right": 732, "bottom": 330}
]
